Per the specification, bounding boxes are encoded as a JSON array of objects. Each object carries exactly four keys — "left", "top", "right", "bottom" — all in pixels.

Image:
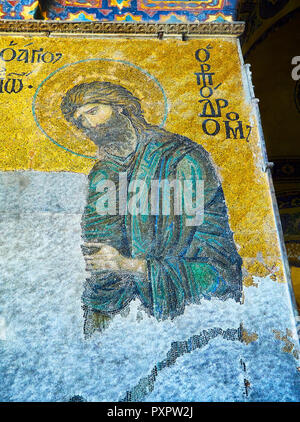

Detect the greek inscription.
[
  {"left": 194, "top": 46, "right": 252, "bottom": 141},
  {"left": 0, "top": 42, "right": 63, "bottom": 95},
  {"left": 0, "top": 78, "right": 23, "bottom": 94},
  {"left": 0, "top": 44, "right": 62, "bottom": 64}
]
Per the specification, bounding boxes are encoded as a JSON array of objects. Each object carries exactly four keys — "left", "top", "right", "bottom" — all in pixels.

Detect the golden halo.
[{"left": 33, "top": 59, "right": 168, "bottom": 159}]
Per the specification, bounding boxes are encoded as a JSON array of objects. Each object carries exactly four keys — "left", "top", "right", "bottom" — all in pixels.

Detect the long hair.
[{"left": 61, "top": 81, "right": 164, "bottom": 135}]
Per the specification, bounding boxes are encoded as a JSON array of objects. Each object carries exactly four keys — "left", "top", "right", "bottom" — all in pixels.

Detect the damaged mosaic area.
[{"left": 0, "top": 171, "right": 298, "bottom": 402}]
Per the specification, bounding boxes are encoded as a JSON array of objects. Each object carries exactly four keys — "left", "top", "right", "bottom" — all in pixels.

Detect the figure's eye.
[
  {"left": 78, "top": 115, "right": 89, "bottom": 128},
  {"left": 86, "top": 107, "right": 98, "bottom": 115}
]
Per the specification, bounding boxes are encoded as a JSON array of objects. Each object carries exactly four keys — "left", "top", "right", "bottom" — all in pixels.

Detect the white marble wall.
[{"left": 0, "top": 171, "right": 299, "bottom": 402}]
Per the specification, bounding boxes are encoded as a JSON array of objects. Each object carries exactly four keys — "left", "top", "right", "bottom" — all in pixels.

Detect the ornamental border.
[{"left": 0, "top": 20, "right": 245, "bottom": 36}]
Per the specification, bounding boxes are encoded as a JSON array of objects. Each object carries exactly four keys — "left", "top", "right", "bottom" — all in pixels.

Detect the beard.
[{"left": 82, "top": 109, "right": 137, "bottom": 157}]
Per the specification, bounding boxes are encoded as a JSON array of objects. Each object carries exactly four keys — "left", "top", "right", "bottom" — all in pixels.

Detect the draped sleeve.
[
  {"left": 81, "top": 156, "right": 131, "bottom": 257},
  {"left": 80, "top": 156, "right": 150, "bottom": 315}
]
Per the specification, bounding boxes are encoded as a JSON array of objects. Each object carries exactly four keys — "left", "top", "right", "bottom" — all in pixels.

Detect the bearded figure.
[{"left": 61, "top": 81, "right": 243, "bottom": 337}]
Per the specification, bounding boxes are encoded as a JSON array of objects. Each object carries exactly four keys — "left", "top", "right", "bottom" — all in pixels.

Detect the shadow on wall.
[{"left": 34, "top": 0, "right": 53, "bottom": 19}]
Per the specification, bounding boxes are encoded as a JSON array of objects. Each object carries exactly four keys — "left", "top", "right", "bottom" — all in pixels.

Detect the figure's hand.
[{"left": 83, "top": 242, "right": 147, "bottom": 274}]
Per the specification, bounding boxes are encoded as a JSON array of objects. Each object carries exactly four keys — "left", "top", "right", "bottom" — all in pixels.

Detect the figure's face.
[
  {"left": 71, "top": 101, "right": 137, "bottom": 156},
  {"left": 74, "top": 103, "right": 113, "bottom": 129}
]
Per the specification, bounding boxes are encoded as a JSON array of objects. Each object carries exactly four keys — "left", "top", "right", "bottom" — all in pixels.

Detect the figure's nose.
[{"left": 85, "top": 115, "right": 98, "bottom": 128}]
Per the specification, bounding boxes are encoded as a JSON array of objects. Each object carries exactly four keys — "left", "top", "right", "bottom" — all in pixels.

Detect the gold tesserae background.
[{"left": 0, "top": 35, "right": 287, "bottom": 285}]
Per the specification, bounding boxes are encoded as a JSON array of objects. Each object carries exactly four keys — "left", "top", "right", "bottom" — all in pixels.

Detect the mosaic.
[{"left": 0, "top": 28, "right": 298, "bottom": 402}]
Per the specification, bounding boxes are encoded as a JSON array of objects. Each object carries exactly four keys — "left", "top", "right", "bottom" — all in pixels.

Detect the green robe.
[{"left": 81, "top": 128, "right": 242, "bottom": 320}]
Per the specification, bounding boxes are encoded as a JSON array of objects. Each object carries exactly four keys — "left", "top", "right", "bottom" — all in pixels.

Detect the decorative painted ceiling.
[
  {"left": 1, "top": 0, "right": 239, "bottom": 22},
  {"left": 0, "top": 1, "right": 39, "bottom": 19},
  {"left": 1, "top": 1, "right": 299, "bottom": 31}
]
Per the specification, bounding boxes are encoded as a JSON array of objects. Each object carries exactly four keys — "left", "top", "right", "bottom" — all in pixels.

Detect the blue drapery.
[{"left": 81, "top": 129, "right": 243, "bottom": 320}]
